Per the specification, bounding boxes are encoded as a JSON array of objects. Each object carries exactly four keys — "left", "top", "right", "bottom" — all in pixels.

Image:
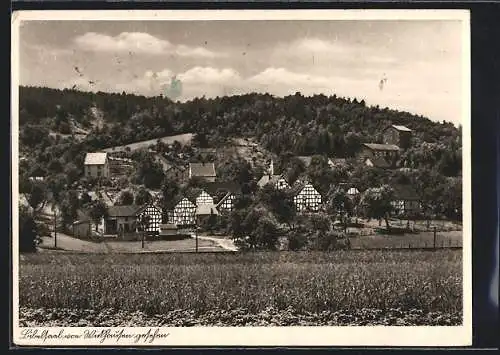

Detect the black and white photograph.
[{"left": 12, "top": 10, "right": 471, "bottom": 346}]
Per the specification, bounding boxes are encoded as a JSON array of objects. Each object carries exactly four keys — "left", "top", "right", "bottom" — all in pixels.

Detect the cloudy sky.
[{"left": 18, "top": 19, "right": 464, "bottom": 125}]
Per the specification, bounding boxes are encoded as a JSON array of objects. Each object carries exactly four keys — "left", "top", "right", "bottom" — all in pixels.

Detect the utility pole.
[{"left": 54, "top": 207, "right": 57, "bottom": 248}]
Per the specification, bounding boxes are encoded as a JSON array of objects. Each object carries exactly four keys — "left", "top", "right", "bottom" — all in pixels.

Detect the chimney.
[{"left": 269, "top": 159, "right": 274, "bottom": 177}]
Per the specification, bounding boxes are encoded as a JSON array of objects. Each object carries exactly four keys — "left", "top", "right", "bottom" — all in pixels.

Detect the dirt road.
[{"left": 191, "top": 234, "right": 238, "bottom": 251}]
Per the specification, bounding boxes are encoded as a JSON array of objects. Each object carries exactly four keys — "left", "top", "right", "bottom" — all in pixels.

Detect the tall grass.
[{"left": 19, "top": 250, "right": 462, "bottom": 316}]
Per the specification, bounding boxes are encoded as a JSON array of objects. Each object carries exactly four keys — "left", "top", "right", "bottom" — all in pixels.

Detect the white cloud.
[
  {"left": 178, "top": 67, "right": 242, "bottom": 85},
  {"left": 73, "top": 32, "right": 225, "bottom": 58}
]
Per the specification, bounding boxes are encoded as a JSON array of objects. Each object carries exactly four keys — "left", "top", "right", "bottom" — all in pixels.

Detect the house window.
[{"left": 97, "top": 171, "right": 101, "bottom": 177}]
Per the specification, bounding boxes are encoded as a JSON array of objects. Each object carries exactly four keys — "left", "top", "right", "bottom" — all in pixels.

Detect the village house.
[
  {"left": 382, "top": 124, "right": 413, "bottom": 150},
  {"left": 155, "top": 155, "right": 189, "bottom": 183},
  {"left": 203, "top": 182, "right": 241, "bottom": 213},
  {"left": 358, "top": 143, "right": 400, "bottom": 168},
  {"left": 102, "top": 204, "right": 162, "bottom": 237},
  {"left": 169, "top": 197, "right": 197, "bottom": 227},
  {"left": 188, "top": 162, "right": 217, "bottom": 182},
  {"left": 72, "top": 209, "right": 96, "bottom": 239},
  {"left": 84, "top": 152, "right": 110, "bottom": 178},
  {"left": 165, "top": 164, "right": 189, "bottom": 183},
  {"left": 390, "top": 184, "right": 422, "bottom": 217},
  {"left": 291, "top": 180, "right": 323, "bottom": 213},
  {"left": 257, "top": 160, "right": 290, "bottom": 190}
]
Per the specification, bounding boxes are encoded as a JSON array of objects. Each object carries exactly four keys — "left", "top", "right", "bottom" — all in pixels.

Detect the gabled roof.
[
  {"left": 290, "top": 179, "right": 320, "bottom": 196},
  {"left": 365, "top": 157, "right": 392, "bottom": 169},
  {"left": 84, "top": 152, "right": 107, "bottom": 165},
  {"left": 390, "top": 124, "right": 412, "bottom": 132},
  {"left": 392, "top": 184, "right": 419, "bottom": 201},
  {"left": 363, "top": 143, "right": 400, "bottom": 151},
  {"left": 107, "top": 205, "right": 142, "bottom": 217},
  {"left": 189, "top": 162, "right": 216, "bottom": 177},
  {"left": 184, "top": 188, "right": 205, "bottom": 203},
  {"left": 172, "top": 197, "right": 196, "bottom": 209}
]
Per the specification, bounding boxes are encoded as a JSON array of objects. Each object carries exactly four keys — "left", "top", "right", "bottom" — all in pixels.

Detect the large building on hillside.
[
  {"left": 84, "top": 152, "right": 110, "bottom": 178},
  {"left": 382, "top": 124, "right": 413, "bottom": 150}
]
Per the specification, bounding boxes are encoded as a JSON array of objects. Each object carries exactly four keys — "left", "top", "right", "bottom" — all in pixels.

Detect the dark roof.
[
  {"left": 392, "top": 184, "right": 419, "bottom": 201},
  {"left": 203, "top": 182, "right": 241, "bottom": 196},
  {"left": 365, "top": 157, "right": 392, "bottom": 169},
  {"left": 184, "top": 188, "right": 204, "bottom": 203},
  {"left": 363, "top": 143, "right": 400, "bottom": 151},
  {"left": 107, "top": 205, "right": 141, "bottom": 217},
  {"left": 289, "top": 180, "right": 307, "bottom": 195},
  {"left": 189, "top": 162, "right": 216, "bottom": 177}
]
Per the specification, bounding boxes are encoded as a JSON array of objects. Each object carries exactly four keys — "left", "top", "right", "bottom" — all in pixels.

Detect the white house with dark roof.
[{"left": 84, "top": 152, "right": 110, "bottom": 178}]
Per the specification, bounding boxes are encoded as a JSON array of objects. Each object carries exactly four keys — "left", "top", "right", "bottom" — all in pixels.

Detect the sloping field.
[{"left": 102, "top": 133, "right": 193, "bottom": 153}]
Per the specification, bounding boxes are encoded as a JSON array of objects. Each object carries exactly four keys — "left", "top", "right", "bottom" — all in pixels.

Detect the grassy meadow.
[{"left": 19, "top": 250, "right": 463, "bottom": 326}]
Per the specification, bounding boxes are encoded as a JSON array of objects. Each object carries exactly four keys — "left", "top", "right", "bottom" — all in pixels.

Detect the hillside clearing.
[{"left": 102, "top": 133, "right": 193, "bottom": 153}]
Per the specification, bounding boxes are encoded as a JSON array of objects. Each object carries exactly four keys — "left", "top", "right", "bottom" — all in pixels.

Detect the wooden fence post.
[{"left": 433, "top": 226, "right": 437, "bottom": 249}]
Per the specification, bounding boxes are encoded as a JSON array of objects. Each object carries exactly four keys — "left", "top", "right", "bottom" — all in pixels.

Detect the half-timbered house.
[
  {"left": 291, "top": 181, "right": 323, "bottom": 213},
  {"left": 171, "top": 197, "right": 197, "bottom": 226},
  {"left": 137, "top": 204, "right": 163, "bottom": 235},
  {"left": 390, "top": 184, "right": 422, "bottom": 217}
]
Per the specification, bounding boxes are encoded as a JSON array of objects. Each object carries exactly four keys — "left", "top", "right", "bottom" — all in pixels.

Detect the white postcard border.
[{"left": 11, "top": 9, "right": 472, "bottom": 347}]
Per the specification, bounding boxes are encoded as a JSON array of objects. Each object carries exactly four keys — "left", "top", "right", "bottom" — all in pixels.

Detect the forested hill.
[{"left": 19, "top": 85, "right": 461, "bottom": 158}]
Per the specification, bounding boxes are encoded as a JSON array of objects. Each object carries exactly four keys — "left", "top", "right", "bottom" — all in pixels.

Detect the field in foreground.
[{"left": 19, "top": 250, "right": 462, "bottom": 326}]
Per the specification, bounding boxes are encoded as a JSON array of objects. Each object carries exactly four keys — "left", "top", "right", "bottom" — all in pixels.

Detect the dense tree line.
[{"left": 19, "top": 86, "right": 461, "bottom": 161}]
